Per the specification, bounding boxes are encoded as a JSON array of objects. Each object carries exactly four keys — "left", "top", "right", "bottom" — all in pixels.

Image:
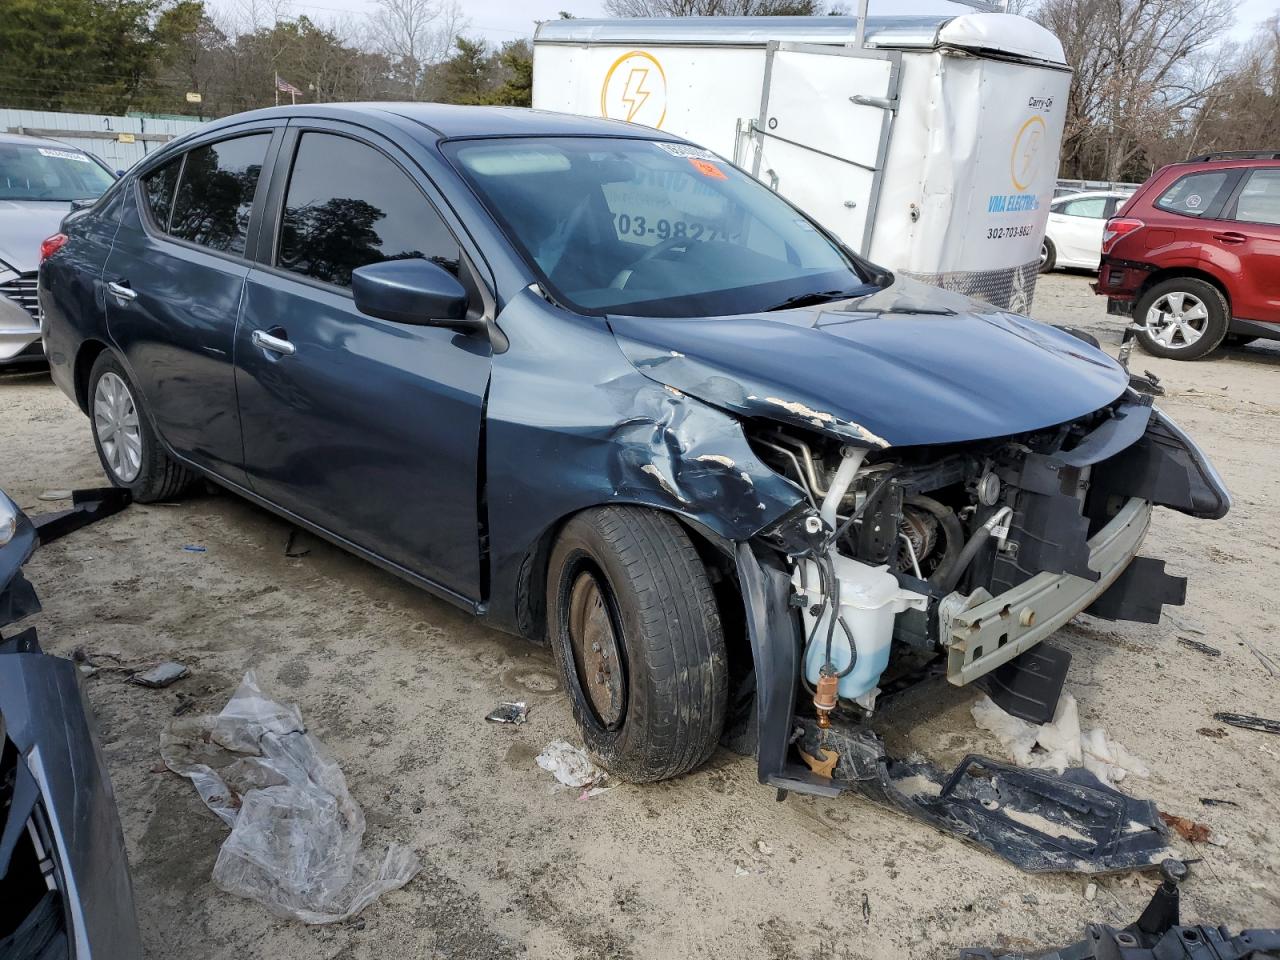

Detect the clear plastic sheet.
[{"left": 160, "top": 671, "right": 419, "bottom": 923}]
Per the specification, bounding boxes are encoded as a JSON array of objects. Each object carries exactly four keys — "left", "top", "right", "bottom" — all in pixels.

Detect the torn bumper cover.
[{"left": 0, "top": 488, "right": 142, "bottom": 959}]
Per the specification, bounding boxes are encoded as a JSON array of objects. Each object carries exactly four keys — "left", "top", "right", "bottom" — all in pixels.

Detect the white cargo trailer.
[{"left": 532, "top": 9, "right": 1070, "bottom": 311}]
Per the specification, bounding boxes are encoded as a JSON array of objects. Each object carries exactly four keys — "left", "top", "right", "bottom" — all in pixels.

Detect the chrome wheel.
[
  {"left": 567, "top": 570, "right": 626, "bottom": 728},
  {"left": 93, "top": 371, "right": 142, "bottom": 482},
  {"left": 1039, "top": 242, "right": 1049, "bottom": 266},
  {"left": 1146, "top": 291, "right": 1208, "bottom": 349}
]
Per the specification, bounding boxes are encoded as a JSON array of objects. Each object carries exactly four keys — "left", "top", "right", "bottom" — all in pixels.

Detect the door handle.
[
  {"left": 251, "top": 329, "right": 295, "bottom": 356},
  {"left": 1213, "top": 232, "right": 1247, "bottom": 244},
  {"left": 107, "top": 281, "right": 137, "bottom": 302}
]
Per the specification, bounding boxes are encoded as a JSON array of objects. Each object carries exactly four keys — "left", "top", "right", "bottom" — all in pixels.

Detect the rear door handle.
[
  {"left": 1213, "top": 231, "right": 1247, "bottom": 244},
  {"left": 251, "top": 328, "right": 295, "bottom": 356},
  {"left": 107, "top": 281, "right": 137, "bottom": 302}
]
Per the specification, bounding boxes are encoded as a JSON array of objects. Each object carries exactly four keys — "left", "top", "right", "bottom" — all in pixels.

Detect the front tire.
[
  {"left": 88, "top": 352, "right": 194, "bottom": 502},
  {"left": 546, "top": 507, "right": 727, "bottom": 782},
  {"left": 1134, "top": 278, "right": 1229, "bottom": 360}
]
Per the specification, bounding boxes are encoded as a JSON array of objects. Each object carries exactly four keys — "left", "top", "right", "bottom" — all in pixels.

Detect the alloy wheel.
[
  {"left": 93, "top": 371, "right": 143, "bottom": 483},
  {"left": 1146, "top": 291, "right": 1208, "bottom": 349}
]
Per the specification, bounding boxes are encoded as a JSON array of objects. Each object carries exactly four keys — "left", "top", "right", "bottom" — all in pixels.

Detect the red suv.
[{"left": 1095, "top": 152, "right": 1280, "bottom": 359}]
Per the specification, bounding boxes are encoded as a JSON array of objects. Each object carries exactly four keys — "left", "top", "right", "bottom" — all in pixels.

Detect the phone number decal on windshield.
[
  {"left": 612, "top": 212, "right": 728, "bottom": 242},
  {"left": 986, "top": 224, "right": 1035, "bottom": 240}
]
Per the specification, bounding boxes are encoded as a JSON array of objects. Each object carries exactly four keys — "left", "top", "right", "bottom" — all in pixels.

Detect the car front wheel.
[
  {"left": 88, "top": 352, "right": 194, "bottom": 501},
  {"left": 546, "top": 506, "right": 727, "bottom": 782},
  {"left": 1134, "top": 278, "right": 1229, "bottom": 360}
]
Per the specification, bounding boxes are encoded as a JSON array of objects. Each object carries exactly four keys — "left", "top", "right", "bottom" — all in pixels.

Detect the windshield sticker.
[
  {"left": 688, "top": 158, "right": 727, "bottom": 181},
  {"left": 37, "top": 148, "right": 91, "bottom": 163},
  {"left": 654, "top": 142, "right": 718, "bottom": 162}
]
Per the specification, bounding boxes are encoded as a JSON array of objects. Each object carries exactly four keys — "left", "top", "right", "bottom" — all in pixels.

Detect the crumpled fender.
[{"left": 483, "top": 287, "right": 808, "bottom": 635}]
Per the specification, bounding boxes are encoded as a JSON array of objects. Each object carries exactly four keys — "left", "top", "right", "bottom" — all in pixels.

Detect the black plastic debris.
[
  {"left": 977, "top": 643, "right": 1071, "bottom": 725},
  {"left": 1213, "top": 713, "right": 1280, "bottom": 735},
  {"left": 959, "top": 859, "right": 1280, "bottom": 960},
  {"left": 128, "top": 662, "right": 190, "bottom": 689},
  {"left": 30, "top": 487, "right": 131, "bottom": 546},
  {"left": 485, "top": 701, "right": 529, "bottom": 725},
  {"left": 1176, "top": 637, "right": 1222, "bottom": 657},
  {"left": 798, "top": 718, "right": 1174, "bottom": 874}
]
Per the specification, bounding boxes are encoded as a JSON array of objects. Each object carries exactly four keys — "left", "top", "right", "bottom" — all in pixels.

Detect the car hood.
[
  {"left": 0, "top": 200, "right": 72, "bottom": 273},
  {"left": 607, "top": 276, "right": 1129, "bottom": 448}
]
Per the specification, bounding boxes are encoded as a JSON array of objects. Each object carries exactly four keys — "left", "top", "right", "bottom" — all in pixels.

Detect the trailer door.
[{"left": 746, "top": 42, "right": 899, "bottom": 256}]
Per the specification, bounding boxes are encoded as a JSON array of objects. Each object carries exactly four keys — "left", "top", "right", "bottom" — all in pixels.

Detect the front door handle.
[
  {"left": 1213, "top": 231, "right": 1247, "bottom": 244},
  {"left": 251, "top": 328, "right": 295, "bottom": 356},
  {"left": 107, "top": 281, "right": 137, "bottom": 302}
]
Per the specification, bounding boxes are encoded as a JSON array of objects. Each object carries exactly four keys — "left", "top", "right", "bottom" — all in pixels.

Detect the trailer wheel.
[
  {"left": 546, "top": 507, "right": 727, "bottom": 782},
  {"left": 1039, "top": 238, "right": 1056, "bottom": 273},
  {"left": 88, "top": 352, "right": 194, "bottom": 502}
]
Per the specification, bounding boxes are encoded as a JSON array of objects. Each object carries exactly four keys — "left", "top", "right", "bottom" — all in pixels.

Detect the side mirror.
[
  {"left": 351, "top": 258, "right": 476, "bottom": 329},
  {"left": 70, "top": 197, "right": 97, "bottom": 211}
]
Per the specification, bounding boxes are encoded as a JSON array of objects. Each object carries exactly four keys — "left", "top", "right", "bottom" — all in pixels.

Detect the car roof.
[
  {"left": 195, "top": 103, "right": 685, "bottom": 145},
  {"left": 0, "top": 131, "right": 88, "bottom": 151},
  {"left": 1052, "top": 190, "right": 1131, "bottom": 201}
]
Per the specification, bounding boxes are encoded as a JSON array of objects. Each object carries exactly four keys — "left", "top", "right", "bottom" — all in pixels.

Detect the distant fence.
[{"left": 0, "top": 109, "right": 207, "bottom": 171}]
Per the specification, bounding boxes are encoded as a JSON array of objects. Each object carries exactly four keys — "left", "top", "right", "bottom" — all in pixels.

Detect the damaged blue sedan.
[{"left": 39, "top": 105, "right": 1229, "bottom": 872}]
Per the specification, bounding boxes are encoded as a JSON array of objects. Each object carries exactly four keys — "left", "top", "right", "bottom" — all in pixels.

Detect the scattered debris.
[
  {"left": 1198, "top": 727, "right": 1228, "bottom": 739},
  {"left": 128, "top": 661, "right": 190, "bottom": 688},
  {"left": 535, "top": 740, "right": 606, "bottom": 788},
  {"left": 1164, "top": 612, "right": 1205, "bottom": 636},
  {"left": 1159, "top": 812, "right": 1212, "bottom": 844},
  {"left": 1241, "top": 638, "right": 1280, "bottom": 677},
  {"left": 37, "top": 489, "right": 73, "bottom": 501},
  {"left": 861, "top": 892, "right": 871, "bottom": 924},
  {"left": 755, "top": 840, "right": 773, "bottom": 857},
  {"left": 962, "top": 858, "right": 1280, "bottom": 960},
  {"left": 181, "top": 544, "right": 207, "bottom": 553},
  {"left": 1176, "top": 637, "right": 1221, "bottom": 657},
  {"left": 1083, "top": 882, "right": 1097, "bottom": 902},
  {"left": 734, "top": 866, "right": 749, "bottom": 877},
  {"left": 283, "top": 528, "right": 311, "bottom": 559},
  {"left": 971, "top": 693, "right": 1148, "bottom": 786},
  {"left": 1213, "top": 712, "right": 1280, "bottom": 735},
  {"left": 160, "top": 671, "right": 419, "bottom": 923},
  {"left": 484, "top": 701, "right": 528, "bottom": 725},
  {"left": 577, "top": 785, "right": 611, "bottom": 800},
  {"left": 1199, "top": 797, "right": 1239, "bottom": 808}
]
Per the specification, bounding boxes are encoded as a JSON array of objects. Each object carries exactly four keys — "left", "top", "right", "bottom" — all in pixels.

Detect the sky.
[{"left": 207, "top": 0, "right": 1277, "bottom": 49}]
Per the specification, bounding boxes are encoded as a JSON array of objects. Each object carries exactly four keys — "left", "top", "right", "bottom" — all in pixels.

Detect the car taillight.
[
  {"left": 1101, "top": 218, "right": 1143, "bottom": 256},
  {"left": 39, "top": 233, "right": 68, "bottom": 263}
]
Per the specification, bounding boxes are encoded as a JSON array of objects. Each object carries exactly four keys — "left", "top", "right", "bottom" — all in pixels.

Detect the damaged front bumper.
[{"left": 941, "top": 496, "right": 1157, "bottom": 685}]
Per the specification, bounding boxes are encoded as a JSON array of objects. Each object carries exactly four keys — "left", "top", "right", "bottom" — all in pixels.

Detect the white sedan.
[{"left": 1040, "top": 190, "right": 1131, "bottom": 272}]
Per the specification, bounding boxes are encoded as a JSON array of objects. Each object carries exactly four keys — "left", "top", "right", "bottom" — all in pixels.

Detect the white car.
[{"left": 1040, "top": 190, "right": 1131, "bottom": 273}]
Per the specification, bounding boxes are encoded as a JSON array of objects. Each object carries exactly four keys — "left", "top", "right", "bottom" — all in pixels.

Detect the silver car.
[{"left": 0, "top": 133, "right": 116, "bottom": 362}]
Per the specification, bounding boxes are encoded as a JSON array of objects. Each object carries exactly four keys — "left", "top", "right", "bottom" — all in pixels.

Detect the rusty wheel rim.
[{"left": 567, "top": 570, "right": 626, "bottom": 728}]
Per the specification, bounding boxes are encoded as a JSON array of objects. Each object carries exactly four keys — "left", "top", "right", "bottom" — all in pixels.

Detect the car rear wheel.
[
  {"left": 1039, "top": 238, "right": 1056, "bottom": 273},
  {"left": 546, "top": 506, "right": 727, "bottom": 782},
  {"left": 89, "top": 352, "right": 194, "bottom": 502},
  {"left": 1134, "top": 278, "right": 1229, "bottom": 360}
]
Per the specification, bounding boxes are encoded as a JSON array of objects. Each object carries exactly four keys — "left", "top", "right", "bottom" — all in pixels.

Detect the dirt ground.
[{"left": 2, "top": 271, "right": 1278, "bottom": 960}]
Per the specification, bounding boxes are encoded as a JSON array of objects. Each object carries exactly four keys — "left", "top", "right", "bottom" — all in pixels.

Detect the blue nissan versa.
[{"left": 39, "top": 104, "right": 1229, "bottom": 865}]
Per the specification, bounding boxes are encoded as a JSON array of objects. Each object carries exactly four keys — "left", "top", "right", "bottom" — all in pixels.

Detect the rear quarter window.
[
  {"left": 1233, "top": 169, "right": 1280, "bottom": 226},
  {"left": 1154, "top": 171, "right": 1233, "bottom": 218}
]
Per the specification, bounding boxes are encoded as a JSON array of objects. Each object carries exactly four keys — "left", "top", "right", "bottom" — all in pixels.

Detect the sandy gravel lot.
[{"left": 2, "top": 271, "right": 1278, "bottom": 959}]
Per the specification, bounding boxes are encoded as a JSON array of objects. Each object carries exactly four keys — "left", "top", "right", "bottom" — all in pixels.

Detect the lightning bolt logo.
[{"left": 620, "top": 68, "right": 652, "bottom": 123}]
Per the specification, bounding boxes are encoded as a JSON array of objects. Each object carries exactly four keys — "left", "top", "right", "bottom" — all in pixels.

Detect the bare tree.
[
  {"left": 1036, "top": 0, "right": 1234, "bottom": 179},
  {"left": 368, "top": 0, "right": 466, "bottom": 98}
]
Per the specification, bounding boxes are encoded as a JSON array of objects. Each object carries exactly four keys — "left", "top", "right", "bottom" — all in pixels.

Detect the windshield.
[
  {"left": 444, "top": 137, "right": 871, "bottom": 318},
  {"left": 0, "top": 143, "right": 115, "bottom": 202}
]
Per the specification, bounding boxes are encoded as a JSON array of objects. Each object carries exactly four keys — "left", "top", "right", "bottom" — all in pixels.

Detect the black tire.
[
  {"left": 1039, "top": 237, "right": 1056, "bottom": 273},
  {"left": 88, "top": 352, "right": 194, "bottom": 502},
  {"left": 1134, "top": 277, "right": 1229, "bottom": 360},
  {"left": 546, "top": 506, "right": 727, "bottom": 782}
]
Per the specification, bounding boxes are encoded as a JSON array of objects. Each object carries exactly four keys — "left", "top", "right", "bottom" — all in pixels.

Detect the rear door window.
[
  {"left": 168, "top": 134, "right": 270, "bottom": 255},
  {"left": 1154, "top": 171, "right": 1234, "bottom": 218},
  {"left": 275, "top": 132, "right": 459, "bottom": 288},
  {"left": 1232, "top": 169, "right": 1280, "bottom": 226},
  {"left": 142, "top": 158, "right": 181, "bottom": 230}
]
